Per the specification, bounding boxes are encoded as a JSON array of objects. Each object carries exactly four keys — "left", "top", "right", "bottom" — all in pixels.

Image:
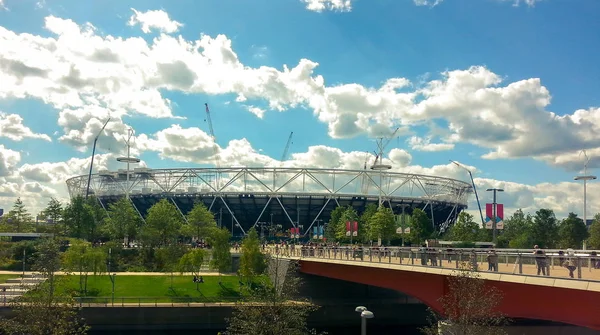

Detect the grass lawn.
[
  {"left": 53, "top": 274, "right": 246, "bottom": 303},
  {"left": 0, "top": 275, "right": 19, "bottom": 283}
]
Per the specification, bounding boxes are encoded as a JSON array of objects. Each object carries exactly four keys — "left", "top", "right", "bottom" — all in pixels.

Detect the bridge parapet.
[{"left": 264, "top": 246, "right": 600, "bottom": 285}]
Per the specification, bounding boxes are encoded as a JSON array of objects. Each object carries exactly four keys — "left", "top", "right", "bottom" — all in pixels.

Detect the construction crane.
[
  {"left": 281, "top": 132, "right": 294, "bottom": 162},
  {"left": 274, "top": 132, "right": 294, "bottom": 190},
  {"left": 204, "top": 103, "right": 220, "bottom": 168}
]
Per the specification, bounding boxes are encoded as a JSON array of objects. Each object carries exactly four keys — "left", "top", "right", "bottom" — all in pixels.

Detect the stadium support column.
[
  {"left": 218, "top": 195, "right": 246, "bottom": 235},
  {"left": 303, "top": 198, "right": 331, "bottom": 237}
]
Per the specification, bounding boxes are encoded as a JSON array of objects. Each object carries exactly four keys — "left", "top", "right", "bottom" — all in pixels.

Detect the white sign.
[
  {"left": 396, "top": 227, "right": 403, "bottom": 234},
  {"left": 404, "top": 227, "right": 410, "bottom": 234},
  {"left": 496, "top": 220, "right": 504, "bottom": 230},
  {"left": 484, "top": 219, "right": 493, "bottom": 229}
]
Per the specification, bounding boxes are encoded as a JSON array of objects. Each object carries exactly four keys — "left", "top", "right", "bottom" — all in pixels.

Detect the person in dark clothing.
[{"left": 533, "top": 245, "right": 546, "bottom": 276}]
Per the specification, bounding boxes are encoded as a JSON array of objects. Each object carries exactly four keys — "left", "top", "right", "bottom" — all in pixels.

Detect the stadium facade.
[{"left": 66, "top": 167, "right": 472, "bottom": 237}]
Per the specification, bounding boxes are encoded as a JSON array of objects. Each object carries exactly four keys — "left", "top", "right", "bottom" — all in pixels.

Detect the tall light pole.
[
  {"left": 86, "top": 118, "right": 111, "bottom": 199},
  {"left": 355, "top": 306, "right": 374, "bottom": 335},
  {"left": 486, "top": 188, "right": 504, "bottom": 245},
  {"left": 575, "top": 150, "right": 596, "bottom": 250},
  {"left": 450, "top": 160, "right": 485, "bottom": 227},
  {"left": 396, "top": 204, "right": 410, "bottom": 246},
  {"left": 116, "top": 127, "right": 140, "bottom": 200}
]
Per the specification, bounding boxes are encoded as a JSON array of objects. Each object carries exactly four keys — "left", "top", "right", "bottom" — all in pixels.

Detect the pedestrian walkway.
[
  {"left": 0, "top": 274, "right": 46, "bottom": 302},
  {"left": 266, "top": 246, "right": 600, "bottom": 282}
]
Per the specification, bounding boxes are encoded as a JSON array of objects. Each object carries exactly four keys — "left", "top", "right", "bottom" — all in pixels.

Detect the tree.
[
  {"left": 446, "top": 212, "right": 479, "bottom": 243},
  {"left": 530, "top": 208, "right": 558, "bottom": 248},
  {"left": 105, "top": 197, "right": 142, "bottom": 244},
  {"left": 0, "top": 239, "right": 89, "bottom": 335},
  {"left": 588, "top": 213, "right": 600, "bottom": 249},
  {"left": 409, "top": 208, "right": 433, "bottom": 245},
  {"left": 557, "top": 213, "right": 589, "bottom": 249},
  {"left": 62, "top": 239, "right": 107, "bottom": 295},
  {"left": 84, "top": 197, "right": 108, "bottom": 242},
  {"left": 226, "top": 256, "right": 323, "bottom": 335},
  {"left": 335, "top": 207, "right": 359, "bottom": 242},
  {"left": 421, "top": 267, "right": 508, "bottom": 335},
  {"left": 8, "top": 198, "right": 33, "bottom": 232},
  {"left": 178, "top": 248, "right": 208, "bottom": 291},
  {"left": 185, "top": 202, "right": 217, "bottom": 240},
  {"left": 239, "top": 228, "right": 266, "bottom": 283},
  {"left": 359, "top": 203, "right": 378, "bottom": 243},
  {"left": 497, "top": 209, "right": 533, "bottom": 248},
  {"left": 141, "top": 199, "right": 184, "bottom": 247},
  {"left": 367, "top": 205, "right": 396, "bottom": 244},
  {"left": 43, "top": 198, "right": 63, "bottom": 234},
  {"left": 32, "top": 238, "right": 62, "bottom": 302},
  {"left": 210, "top": 227, "right": 232, "bottom": 281},
  {"left": 156, "top": 244, "right": 187, "bottom": 289},
  {"left": 63, "top": 196, "right": 95, "bottom": 240},
  {"left": 324, "top": 206, "right": 345, "bottom": 241}
]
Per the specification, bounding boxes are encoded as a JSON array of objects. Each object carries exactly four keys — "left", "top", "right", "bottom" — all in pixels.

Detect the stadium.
[{"left": 66, "top": 167, "right": 472, "bottom": 238}]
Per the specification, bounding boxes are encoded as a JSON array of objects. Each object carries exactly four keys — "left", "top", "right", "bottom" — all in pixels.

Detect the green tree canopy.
[
  {"left": 62, "top": 239, "right": 107, "bottom": 294},
  {"left": 360, "top": 203, "right": 378, "bottom": 243},
  {"left": 446, "top": 212, "right": 480, "bottom": 243},
  {"left": 496, "top": 209, "right": 533, "bottom": 248},
  {"left": 42, "top": 198, "right": 63, "bottom": 234},
  {"left": 557, "top": 212, "right": 589, "bottom": 249},
  {"left": 63, "top": 196, "right": 95, "bottom": 240},
  {"left": 209, "top": 227, "right": 232, "bottom": 276},
  {"left": 178, "top": 248, "right": 208, "bottom": 290},
  {"left": 184, "top": 202, "right": 217, "bottom": 240},
  {"left": 325, "top": 205, "right": 345, "bottom": 241},
  {"left": 7, "top": 198, "right": 33, "bottom": 232},
  {"left": 530, "top": 208, "right": 558, "bottom": 248},
  {"left": 588, "top": 213, "right": 600, "bottom": 249},
  {"left": 141, "top": 199, "right": 184, "bottom": 247},
  {"left": 239, "top": 227, "right": 265, "bottom": 281},
  {"left": 105, "top": 197, "right": 142, "bottom": 243},
  {"left": 409, "top": 208, "right": 433, "bottom": 245},
  {"left": 367, "top": 205, "right": 396, "bottom": 244},
  {"left": 335, "top": 207, "right": 359, "bottom": 242}
]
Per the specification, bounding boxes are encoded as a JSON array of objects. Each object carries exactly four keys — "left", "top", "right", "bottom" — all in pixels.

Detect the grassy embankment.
[{"left": 48, "top": 274, "right": 247, "bottom": 303}]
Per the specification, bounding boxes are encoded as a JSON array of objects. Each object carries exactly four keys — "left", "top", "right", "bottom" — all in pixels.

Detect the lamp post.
[
  {"left": 355, "top": 306, "right": 374, "bottom": 335},
  {"left": 396, "top": 204, "right": 410, "bottom": 246},
  {"left": 450, "top": 160, "right": 485, "bottom": 227},
  {"left": 574, "top": 150, "right": 596, "bottom": 250},
  {"left": 110, "top": 273, "right": 116, "bottom": 306},
  {"left": 486, "top": 188, "right": 504, "bottom": 245}
]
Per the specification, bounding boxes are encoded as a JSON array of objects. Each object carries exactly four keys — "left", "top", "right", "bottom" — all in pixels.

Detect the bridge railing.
[{"left": 266, "top": 246, "right": 600, "bottom": 282}]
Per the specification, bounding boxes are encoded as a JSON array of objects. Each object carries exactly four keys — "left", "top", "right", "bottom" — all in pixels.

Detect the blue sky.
[{"left": 0, "top": 0, "right": 599, "bottom": 217}]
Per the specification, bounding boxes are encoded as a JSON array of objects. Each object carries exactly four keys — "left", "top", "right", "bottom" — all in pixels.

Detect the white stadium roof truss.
[{"left": 66, "top": 167, "right": 472, "bottom": 236}]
